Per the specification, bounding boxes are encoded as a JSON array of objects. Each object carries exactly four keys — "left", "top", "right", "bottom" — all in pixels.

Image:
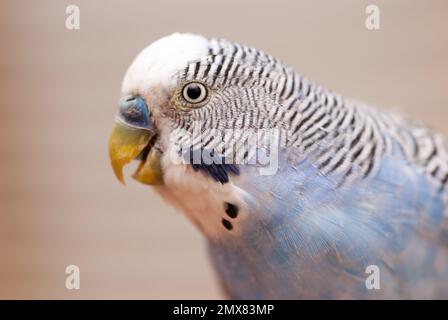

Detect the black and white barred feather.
[{"left": 171, "top": 38, "right": 448, "bottom": 192}]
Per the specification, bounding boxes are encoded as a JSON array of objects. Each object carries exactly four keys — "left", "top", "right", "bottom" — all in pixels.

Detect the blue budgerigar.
[{"left": 108, "top": 33, "right": 448, "bottom": 299}]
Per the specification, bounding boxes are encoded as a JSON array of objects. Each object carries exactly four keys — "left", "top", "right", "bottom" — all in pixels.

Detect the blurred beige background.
[{"left": 0, "top": 0, "right": 447, "bottom": 299}]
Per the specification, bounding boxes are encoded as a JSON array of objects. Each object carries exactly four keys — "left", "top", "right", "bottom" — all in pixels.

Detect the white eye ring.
[{"left": 182, "top": 82, "right": 208, "bottom": 104}]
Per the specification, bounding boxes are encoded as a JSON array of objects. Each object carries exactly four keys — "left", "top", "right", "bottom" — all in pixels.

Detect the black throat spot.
[{"left": 183, "top": 147, "right": 240, "bottom": 184}]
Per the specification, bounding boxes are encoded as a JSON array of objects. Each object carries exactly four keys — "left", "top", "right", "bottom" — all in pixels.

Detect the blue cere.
[{"left": 119, "top": 96, "right": 151, "bottom": 129}]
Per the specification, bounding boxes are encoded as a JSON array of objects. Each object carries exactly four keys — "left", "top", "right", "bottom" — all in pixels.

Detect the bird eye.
[{"left": 182, "top": 82, "right": 208, "bottom": 104}]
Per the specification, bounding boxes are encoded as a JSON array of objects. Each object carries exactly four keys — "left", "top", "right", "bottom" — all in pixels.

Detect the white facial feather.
[
  {"left": 157, "top": 145, "right": 248, "bottom": 239},
  {"left": 121, "top": 33, "right": 209, "bottom": 96}
]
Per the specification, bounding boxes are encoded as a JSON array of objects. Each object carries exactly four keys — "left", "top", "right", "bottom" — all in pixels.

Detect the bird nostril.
[
  {"left": 122, "top": 105, "right": 141, "bottom": 122},
  {"left": 125, "top": 96, "right": 136, "bottom": 102}
]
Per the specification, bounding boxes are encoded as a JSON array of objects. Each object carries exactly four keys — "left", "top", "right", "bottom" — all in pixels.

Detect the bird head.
[{"left": 109, "top": 33, "right": 286, "bottom": 187}]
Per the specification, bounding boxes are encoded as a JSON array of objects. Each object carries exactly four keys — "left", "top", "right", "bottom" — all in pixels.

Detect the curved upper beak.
[{"left": 108, "top": 96, "right": 164, "bottom": 185}]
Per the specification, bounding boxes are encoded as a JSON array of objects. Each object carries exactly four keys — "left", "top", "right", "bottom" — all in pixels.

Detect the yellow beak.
[{"left": 108, "top": 120, "right": 164, "bottom": 185}]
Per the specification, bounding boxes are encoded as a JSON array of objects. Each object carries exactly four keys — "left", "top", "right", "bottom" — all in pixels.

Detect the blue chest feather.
[{"left": 207, "top": 146, "right": 448, "bottom": 299}]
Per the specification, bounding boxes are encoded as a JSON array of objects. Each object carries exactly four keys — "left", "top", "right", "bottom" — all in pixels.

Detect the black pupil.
[{"left": 186, "top": 84, "right": 202, "bottom": 100}]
